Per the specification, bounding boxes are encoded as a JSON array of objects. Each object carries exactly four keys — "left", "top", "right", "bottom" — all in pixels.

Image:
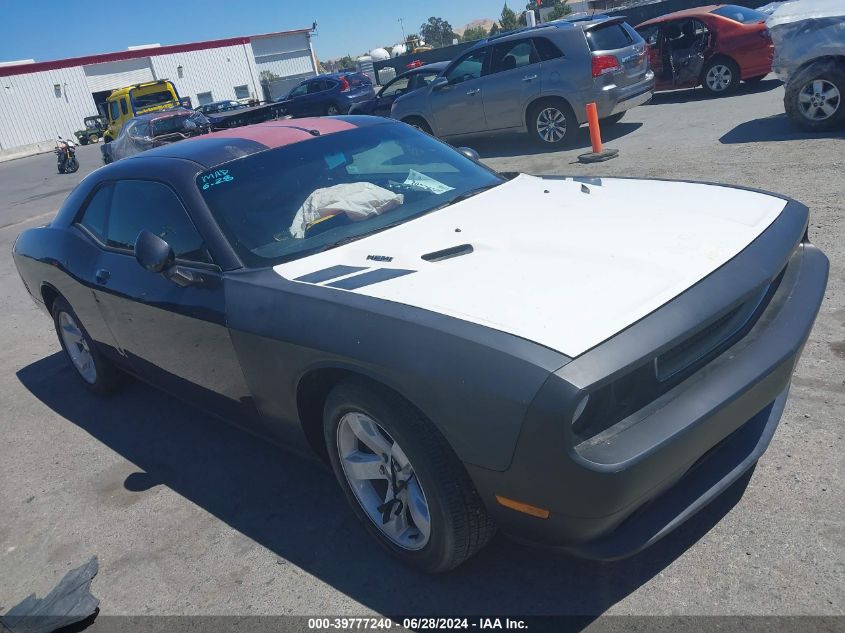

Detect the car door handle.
[
  {"left": 466, "top": 88, "right": 480, "bottom": 96},
  {"left": 522, "top": 74, "right": 538, "bottom": 81},
  {"left": 95, "top": 269, "right": 110, "bottom": 285}
]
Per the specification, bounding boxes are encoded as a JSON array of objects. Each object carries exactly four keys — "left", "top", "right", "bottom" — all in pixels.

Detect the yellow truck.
[{"left": 103, "top": 79, "right": 181, "bottom": 142}]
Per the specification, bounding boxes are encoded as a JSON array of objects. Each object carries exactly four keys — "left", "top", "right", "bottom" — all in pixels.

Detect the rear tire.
[
  {"left": 326, "top": 103, "right": 341, "bottom": 116},
  {"left": 784, "top": 63, "right": 845, "bottom": 132},
  {"left": 51, "top": 296, "right": 122, "bottom": 396},
  {"left": 701, "top": 57, "right": 740, "bottom": 95},
  {"left": 403, "top": 116, "right": 433, "bottom": 135},
  {"left": 528, "top": 99, "right": 577, "bottom": 146},
  {"left": 324, "top": 379, "right": 496, "bottom": 573}
]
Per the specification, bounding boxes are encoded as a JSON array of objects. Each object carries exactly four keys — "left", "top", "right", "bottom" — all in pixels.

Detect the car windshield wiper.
[{"left": 434, "top": 184, "right": 500, "bottom": 209}]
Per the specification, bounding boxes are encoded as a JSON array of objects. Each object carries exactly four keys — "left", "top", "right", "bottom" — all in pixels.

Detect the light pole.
[{"left": 398, "top": 18, "right": 406, "bottom": 42}]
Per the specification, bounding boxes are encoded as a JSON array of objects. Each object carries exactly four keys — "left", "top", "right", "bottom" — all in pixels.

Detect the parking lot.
[{"left": 0, "top": 76, "right": 842, "bottom": 623}]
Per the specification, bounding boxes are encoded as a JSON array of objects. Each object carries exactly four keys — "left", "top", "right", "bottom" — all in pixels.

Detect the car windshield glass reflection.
[{"left": 198, "top": 124, "right": 502, "bottom": 267}]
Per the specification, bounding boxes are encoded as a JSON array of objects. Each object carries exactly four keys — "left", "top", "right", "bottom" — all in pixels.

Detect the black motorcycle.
[{"left": 55, "top": 137, "right": 79, "bottom": 174}]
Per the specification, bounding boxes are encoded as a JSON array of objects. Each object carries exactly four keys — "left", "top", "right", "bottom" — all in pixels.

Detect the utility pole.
[{"left": 398, "top": 18, "right": 406, "bottom": 42}]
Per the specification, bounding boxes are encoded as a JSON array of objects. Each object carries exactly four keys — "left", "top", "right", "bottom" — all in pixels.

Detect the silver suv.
[{"left": 391, "top": 18, "right": 654, "bottom": 146}]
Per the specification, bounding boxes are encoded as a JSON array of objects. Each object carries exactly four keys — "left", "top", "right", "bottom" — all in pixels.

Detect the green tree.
[
  {"left": 420, "top": 17, "right": 458, "bottom": 48},
  {"left": 545, "top": 2, "right": 573, "bottom": 20},
  {"left": 337, "top": 55, "right": 355, "bottom": 70},
  {"left": 462, "top": 25, "right": 489, "bottom": 42},
  {"left": 524, "top": 0, "right": 572, "bottom": 22},
  {"left": 259, "top": 70, "right": 280, "bottom": 82},
  {"left": 499, "top": 3, "right": 520, "bottom": 32}
]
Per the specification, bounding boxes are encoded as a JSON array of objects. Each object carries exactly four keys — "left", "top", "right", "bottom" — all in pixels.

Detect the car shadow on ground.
[
  {"left": 646, "top": 78, "right": 781, "bottom": 105},
  {"left": 17, "top": 354, "right": 754, "bottom": 621},
  {"left": 469, "top": 122, "right": 643, "bottom": 159},
  {"left": 720, "top": 112, "right": 845, "bottom": 144}
]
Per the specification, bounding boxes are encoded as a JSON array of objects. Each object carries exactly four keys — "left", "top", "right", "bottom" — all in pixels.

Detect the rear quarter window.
[
  {"left": 585, "top": 23, "right": 634, "bottom": 51},
  {"left": 533, "top": 37, "right": 564, "bottom": 61}
]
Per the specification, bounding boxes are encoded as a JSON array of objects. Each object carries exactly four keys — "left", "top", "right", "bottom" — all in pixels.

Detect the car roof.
[
  {"left": 637, "top": 5, "right": 722, "bottom": 26},
  {"left": 403, "top": 61, "right": 449, "bottom": 74},
  {"left": 126, "top": 116, "right": 390, "bottom": 169}
]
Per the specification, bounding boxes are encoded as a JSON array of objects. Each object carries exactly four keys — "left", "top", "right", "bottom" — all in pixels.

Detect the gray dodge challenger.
[{"left": 13, "top": 117, "right": 828, "bottom": 572}]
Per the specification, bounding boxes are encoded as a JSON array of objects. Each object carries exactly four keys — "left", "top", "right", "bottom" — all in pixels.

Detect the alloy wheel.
[
  {"left": 705, "top": 64, "right": 733, "bottom": 92},
  {"left": 58, "top": 312, "right": 96, "bottom": 384},
  {"left": 536, "top": 107, "right": 567, "bottom": 143},
  {"left": 327, "top": 105, "right": 340, "bottom": 116},
  {"left": 336, "top": 411, "right": 431, "bottom": 550},
  {"left": 797, "top": 79, "right": 840, "bottom": 121}
]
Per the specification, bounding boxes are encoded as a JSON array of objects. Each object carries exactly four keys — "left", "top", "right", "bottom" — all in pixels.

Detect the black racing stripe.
[
  {"left": 326, "top": 268, "right": 415, "bottom": 290},
  {"left": 294, "top": 265, "right": 367, "bottom": 284}
]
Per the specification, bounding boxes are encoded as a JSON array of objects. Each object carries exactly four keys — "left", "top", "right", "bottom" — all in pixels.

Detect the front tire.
[
  {"left": 528, "top": 99, "right": 577, "bottom": 146},
  {"left": 784, "top": 63, "right": 845, "bottom": 132},
  {"left": 51, "top": 297, "right": 122, "bottom": 395},
  {"left": 701, "top": 58, "right": 740, "bottom": 95},
  {"left": 66, "top": 157, "right": 79, "bottom": 173},
  {"left": 324, "top": 379, "right": 495, "bottom": 573}
]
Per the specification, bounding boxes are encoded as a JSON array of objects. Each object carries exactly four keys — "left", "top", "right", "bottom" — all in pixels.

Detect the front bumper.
[{"left": 467, "top": 196, "right": 828, "bottom": 559}]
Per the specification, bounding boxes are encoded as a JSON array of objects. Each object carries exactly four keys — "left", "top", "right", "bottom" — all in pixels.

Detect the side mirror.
[
  {"left": 134, "top": 230, "right": 174, "bottom": 273},
  {"left": 431, "top": 76, "right": 448, "bottom": 91},
  {"left": 457, "top": 146, "right": 480, "bottom": 162}
]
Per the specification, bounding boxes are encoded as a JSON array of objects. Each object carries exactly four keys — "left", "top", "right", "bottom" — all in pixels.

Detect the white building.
[{"left": 0, "top": 27, "right": 320, "bottom": 152}]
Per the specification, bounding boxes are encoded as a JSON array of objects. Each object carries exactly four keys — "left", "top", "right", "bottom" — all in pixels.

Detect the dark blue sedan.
[
  {"left": 278, "top": 72, "right": 375, "bottom": 117},
  {"left": 348, "top": 62, "right": 449, "bottom": 117}
]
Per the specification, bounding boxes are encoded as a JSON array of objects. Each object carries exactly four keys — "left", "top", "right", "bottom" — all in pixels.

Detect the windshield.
[
  {"left": 198, "top": 123, "right": 503, "bottom": 267},
  {"left": 711, "top": 5, "right": 766, "bottom": 23},
  {"left": 132, "top": 88, "right": 176, "bottom": 109}
]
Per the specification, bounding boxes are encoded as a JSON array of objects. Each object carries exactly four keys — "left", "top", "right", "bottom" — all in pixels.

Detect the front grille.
[{"left": 572, "top": 269, "right": 785, "bottom": 444}]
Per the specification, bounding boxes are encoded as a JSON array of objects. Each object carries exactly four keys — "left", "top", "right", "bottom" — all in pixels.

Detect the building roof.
[
  {"left": 0, "top": 27, "right": 313, "bottom": 78},
  {"left": 129, "top": 116, "right": 386, "bottom": 168}
]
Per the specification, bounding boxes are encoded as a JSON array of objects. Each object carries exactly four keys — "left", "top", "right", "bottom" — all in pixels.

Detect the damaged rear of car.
[{"left": 768, "top": 0, "right": 845, "bottom": 130}]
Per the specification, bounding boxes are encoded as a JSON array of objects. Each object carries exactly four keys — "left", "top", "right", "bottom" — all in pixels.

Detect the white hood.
[{"left": 275, "top": 175, "right": 786, "bottom": 357}]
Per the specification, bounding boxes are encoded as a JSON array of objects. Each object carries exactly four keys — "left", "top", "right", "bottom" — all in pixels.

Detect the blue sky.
[{"left": 2, "top": 0, "right": 510, "bottom": 63}]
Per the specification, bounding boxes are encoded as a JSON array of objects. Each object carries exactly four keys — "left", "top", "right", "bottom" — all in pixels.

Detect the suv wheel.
[
  {"left": 528, "top": 100, "right": 577, "bottom": 146},
  {"left": 784, "top": 62, "right": 844, "bottom": 132},
  {"left": 324, "top": 379, "right": 496, "bottom": 573},
  {"left": 701, "top": 58, "right": 739, "bottom": 95},
  {"left": 326, "top": 104, "right": 340, "bottom": 116}
]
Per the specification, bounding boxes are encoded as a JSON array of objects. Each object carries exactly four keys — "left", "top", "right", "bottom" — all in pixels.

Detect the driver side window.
[
  {"left": 446, "top": 48, "right": 487, "bottom": 85},
  {"left": 289, "top": 84, "right": 308, "bottom": 98},
  {"left": 381, "top": 76, "right": 410, "bottom": 98},
  {"left": 105, "top": 180, "right": 211, "bottom": 263}
]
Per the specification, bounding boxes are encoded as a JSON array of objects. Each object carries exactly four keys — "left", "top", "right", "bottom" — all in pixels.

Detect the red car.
[{"left": 636, "top": 4, "right": 773, "bottom": 95}]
